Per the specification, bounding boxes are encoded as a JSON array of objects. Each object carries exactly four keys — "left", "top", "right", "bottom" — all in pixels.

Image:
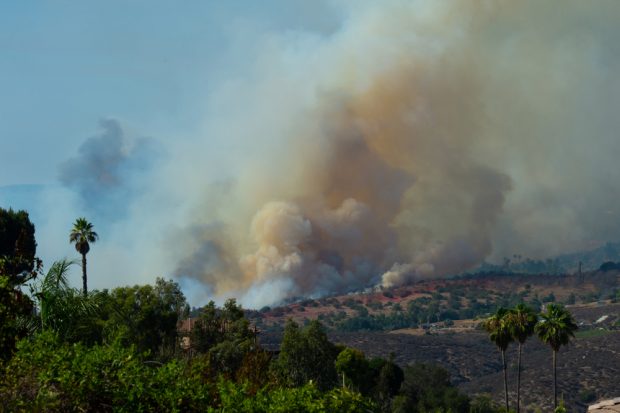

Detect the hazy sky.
[
  {"left": 2, "top": 1, "right": 619, "bottom": 307},
  {"left": 0, "top": 1, "right": 339, "bottom": 185},
  {"left": 0, "top": 1, "right": 341, "bottom": 301}
]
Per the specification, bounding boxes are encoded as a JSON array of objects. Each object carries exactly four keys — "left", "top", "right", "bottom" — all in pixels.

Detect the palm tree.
[
  {"left": 69, "top": 217, "right": 98, "bottom": 296},
  {"left": 33, "top": 259, "right": 101, "bottom": 342},
  {"left": 37, "top": 259, "right": 74, "bottom": 331},
  {"left": 483, "top": 308, "right": 513, "bottom": 413},
  {"left": 535, "top": 304, "right": 578, "bottom": 410},
  {"left": 507, "top": 304, "right": 538, "bottom": 413}
]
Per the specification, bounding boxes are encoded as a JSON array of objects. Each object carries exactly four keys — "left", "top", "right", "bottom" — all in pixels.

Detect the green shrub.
[
  {"left": 211, "top": 380, "right": 377, "bottom": 413},
  {"left": 0, "top": 332, "right": 213, "bottom": 412},
  {"left": 579, "top": 388, "right": 596, "bottom": 404}
]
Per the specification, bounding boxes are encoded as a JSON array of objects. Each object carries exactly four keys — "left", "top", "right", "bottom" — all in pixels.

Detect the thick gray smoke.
[
  {"left": 58, "top": 119, "right": 159, "bottom": 221},
  {"left": 47, "top": 0, "right": 620, "bottom": 307},
  {"left": 169, "top": 0, "right": 620, "bottom": 306}
]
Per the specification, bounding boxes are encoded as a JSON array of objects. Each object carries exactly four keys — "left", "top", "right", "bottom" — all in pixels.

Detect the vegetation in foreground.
[{"left": 0, "top": 207, "right": 583, "bottom": 412}]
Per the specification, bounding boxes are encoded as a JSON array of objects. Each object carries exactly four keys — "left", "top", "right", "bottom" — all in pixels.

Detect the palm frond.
[
  {"left": 535, "top": 304, "right": 578, "bottom": 351},
  {"left": 69, "top": 217, "right": 98, "bottom": 246},
  {"left": 41, "top": 259, "right": 76, "bottom": 293},
  {"left": 507, "top": 304, "right": 537, "bottom": 343},
  {"left": 483, "top": 307, "right": 513, "bottom": 351}
]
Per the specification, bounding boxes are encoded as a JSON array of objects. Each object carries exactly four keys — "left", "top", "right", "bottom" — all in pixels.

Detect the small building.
[{"left": 178, "top": 317, "right": 197, "bottom": 350}]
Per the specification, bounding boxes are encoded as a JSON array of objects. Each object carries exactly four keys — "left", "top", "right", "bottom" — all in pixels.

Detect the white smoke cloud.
[{"left": 30, "top": 0, "right": 620, "bottom": 307}]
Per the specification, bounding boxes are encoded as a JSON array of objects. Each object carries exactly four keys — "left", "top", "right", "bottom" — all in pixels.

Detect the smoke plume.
[
  {"left": 46, "top": 0, "right": 620, "bottom": 307},
  {"left": 58, "top": 119, "right": 159, "bottom": 221},
  {"left": 168, "top": 0, "right": 620, "bottom": 304}
]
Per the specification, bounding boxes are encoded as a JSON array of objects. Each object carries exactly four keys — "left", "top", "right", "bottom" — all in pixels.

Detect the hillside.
[
  {"left": 251, "top": 272, "right": 620, "bottom": 412},
  {"left": 251, "top": 271, "right": 619, "bottom": 333}
]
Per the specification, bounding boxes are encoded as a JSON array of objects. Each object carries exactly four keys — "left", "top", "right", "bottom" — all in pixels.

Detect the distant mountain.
[
  {"left": 473, "top": 242, "right": 620, "bottom": 275},
  {"left": 556, "top": 242, "right": 620, "bottom": 272}
]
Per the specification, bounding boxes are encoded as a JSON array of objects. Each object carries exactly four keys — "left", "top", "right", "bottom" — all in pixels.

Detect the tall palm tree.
[
  {"left": 535, "top": 304, "right": 578, "bottom": 410},
  {"left": 507, "top": 304, "right": 538, "bottom": 413},
  {"left": 69, "top": 218, "right": 98, "bottom": 296},
  {"left": 483, "top": 308, "right": 513, "bottom": 413}
]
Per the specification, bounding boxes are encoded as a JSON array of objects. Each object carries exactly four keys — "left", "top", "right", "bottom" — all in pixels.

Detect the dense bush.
[
  {"left": 393, "top": 363, "right": 470, "bottom": 413},
  {"left": 0, "top": 332, "right": 213, "bottom": 412},
  {"left": 0, "top": 331, "right": 379, "bottom": 413},
  {"left": 213, "top": 381, "right": 377, "bottom": 413},
  {"left": 0, "top": 208, "right": 40, "bottom": 360},
  {"left": 271, "top": 320, "right": 339, "bottom": 391}
]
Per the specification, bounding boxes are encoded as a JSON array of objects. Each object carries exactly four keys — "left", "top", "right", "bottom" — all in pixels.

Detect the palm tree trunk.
[
  {"left": 517, "top": 343, "right": 522, "bottom": 413},
  {"left": 502, "top": 349, "right": 509, "bottom": 413},
  {"left": 82, "top": 253, "right": 87, "bottom": 297},
  {"left": 553, "top": 350, "right": 557, "bottom": 410},
  {"left": 40, "top": 298, "right": 47, "bottom": 330}
]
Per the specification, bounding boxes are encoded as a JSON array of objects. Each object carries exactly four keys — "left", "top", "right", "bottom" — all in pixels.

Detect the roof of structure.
[{"left": 589, "top": 398, "right": 620, "bottom": 412}]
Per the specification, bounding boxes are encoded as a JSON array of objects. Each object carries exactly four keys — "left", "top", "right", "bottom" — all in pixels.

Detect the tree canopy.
[
  {"left": 271, "top": 319, "right": 339, "bottom": 391},
  {"left": 0, "top": 207, "right": 38, "bottom": 281},
  {"left": 0, "top": 207, "right": 39, "bottom": 359}
]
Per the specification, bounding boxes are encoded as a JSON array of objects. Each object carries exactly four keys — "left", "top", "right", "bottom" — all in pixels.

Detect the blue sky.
[{"left": 0, "top": 1, "right": 339, "bottom": 186}]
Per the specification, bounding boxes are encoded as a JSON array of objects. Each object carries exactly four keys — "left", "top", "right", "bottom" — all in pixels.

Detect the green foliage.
[
  {"left": 0, "top": 330, "right": 377, "bottom": 412},
  {"left": 394, "top": 363, "right": 470, "bottom": 413},
  {"left": 0, "top": 275, "right": 34, "bottom": 361},
  {"left": 0, "top": 331, "right": 213, "bottom": 412},
  {"left": 69, "top": 217, "right": 98, "bottom": 295},
  {"left": 271, "top": 320, "right": 338, "bottom": 391},
  {"left": 30, "top": 259, "right": 103, "bottom": 343},
  {"left": 335, "top": 347, "right": 371, "bottom": 392},
  {"left": 372, "top": 355, "right": 404, "bottom": 410},
  {"left": 99, "top": 278, "right": 188, "bottom": 357},
  {"left": 469, "top": 395, "right": 503, "bottom": 413},
  {"left": 507, "top": 304, "right": 537, "bottom": 344},
  {"left": 336, "top": 308, "right": 418, "bottom": 331},
  {"left": 191, "top": 298, "right": 257, "bottom": 376},
  {"left": 535, "top": 304, "right": 578, "bottom": 409},
  {"left": 554, "top": 399, "right": 567, "bottom": 413},
  {"left": 325, "top": 286, "right": 538, "bottom": 334},
  {"left": 0, "top": 208, "right": 38, "bottom": 278},
  {"left": 575, "top": 328, "right": 611, "bottom": 339},
  {"left": 192, "top": 299, "right": 251, "bottom": 352},
  {"left": 0, "top": 208, "right": 40, "bottom": 360},
  {"left": 535, "top": 304, "right": 578, "bottom": 352},
  {"left": 505, "top": 304, "right": 537, "bottom": 413},
  {"left": 579, "top": 388, "right": 596, "bottom": 404},
  {"left": 212, "top": 380, "right": 377, "bottom": 412},
  {"left": 235, "top": 349, "right": 273, "bottom": 392},
  {"left": 68, "top": 217, "right": 98, "bottom": 256},
  {"left": 483, "top": 308, "right": 513, "bottom": 351},
  {"left": 483, "top": 308, "right": 513, "bottom": 412}
]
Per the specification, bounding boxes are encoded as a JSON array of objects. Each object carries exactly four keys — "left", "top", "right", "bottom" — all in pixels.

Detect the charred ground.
[{"left": 251, "top": 271, "right": 620, "bottom": 412}]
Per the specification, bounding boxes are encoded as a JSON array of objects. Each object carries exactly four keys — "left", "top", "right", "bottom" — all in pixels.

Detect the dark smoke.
[{"left": 58, "top": 119, "right": 160, "bottom": 221}]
